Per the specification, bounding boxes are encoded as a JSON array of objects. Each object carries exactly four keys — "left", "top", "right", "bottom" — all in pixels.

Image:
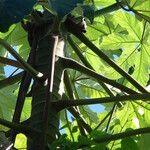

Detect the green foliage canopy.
[{"left": 0, "top": 0, "right": 150, "bottom": 149}]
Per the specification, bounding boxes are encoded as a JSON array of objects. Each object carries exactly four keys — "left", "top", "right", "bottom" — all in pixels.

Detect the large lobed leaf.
[
  {"left": 0, "top": 0, "right": 36, "bottom": 32},
  {"left": 100, "top": 11, "right": 150, "bottom": 86},
  {"left": 49, "top": 0, "right": 84, "bottom": 18}
]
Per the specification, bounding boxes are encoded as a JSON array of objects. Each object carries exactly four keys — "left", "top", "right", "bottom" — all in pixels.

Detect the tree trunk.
[{"left": 27, "top": 22, "right": 65, "bottom": 149}]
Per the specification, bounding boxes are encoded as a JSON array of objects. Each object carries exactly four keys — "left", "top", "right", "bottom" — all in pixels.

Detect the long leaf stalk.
[
  {"left": 9, "top": 68, "right": 20, "bottom": 77},
  {"left": 67, "top": 36, "right": 121, "bottom": 133},
  {"left": 73, "top": 33, "right": 147, "bottom": 93},
  {"left": 94, "top": 2, "right": 122, "bottom": 17},
  {"left": 10, "top": 27, "right": 39, "bottom": 142},
  {"left": 64, "top": 71, "right": 92, "bottom": 133},
  {"left": 0, "top": 72, "right": 23, "bottom": 89},
  {"left": 94, "top": 127, "right": 150, "bottom": 143},
  {"left": 64, "top": 70, "right": 75, "bottom": 99},
  {"left": 94, "top": 109, "right": 114, "bottom": 131},
  {"left": 0, "top": 118, "right": 38, "bottom": 137},
  {"left": 105, "top": 103, "right": 117, "bottom": 132},
  {"left": 0, "top": 1, "right": 148, "bottom": 149},
  {"left": 65, "top": 109, "right": 75, "bottom": 141},
  {"left": 0, "top": 56, "right": 22, "bottom": 68},
  {"left": 61, "top": 57, "right": 137, "bottom": 94},
  {"left": 68, "top": 107, "right": 92, "bottom": 133},
  {"left": 64, "top": 19, "right": 148, "bottom": 93},
  {"left": 67, "top": 36, "right": 114, "bottom": 96},
  {"left": 0, "top": 38, "right": 43, "bottom": 82},
  {"left": 53, "top": 93, "right": 150, "bottom": 110},
  {"left": 70, "top": 79, "right": 92, "bottom": 134},
  {"left": 10, "top": 72, "right": 32, "bottom": 142}
]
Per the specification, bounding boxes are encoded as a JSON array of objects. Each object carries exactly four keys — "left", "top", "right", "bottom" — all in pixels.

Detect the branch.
[
  {"left": 64, "top": 19, "right": 148, "bottom": 93},
  {"left": 0, "top": 72, "right": 23, "bottom": 89},
  {"left": 94, "top": 127, "right": 150, "bottom": 143},
  {"left": 0, "top": 56, "right": 22, "bottom": 68},
  {"left": 0, "top": 118, "right": 38, "bottom": 137},
  {"left": 0, "top": 38, "right": 44, "bottom": 82},
  {"left": 53, "top": 93, "right": 150, "bottom": 111},
  {"left": 60, "top": 57, "right": 137, "bottom": 94}
]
